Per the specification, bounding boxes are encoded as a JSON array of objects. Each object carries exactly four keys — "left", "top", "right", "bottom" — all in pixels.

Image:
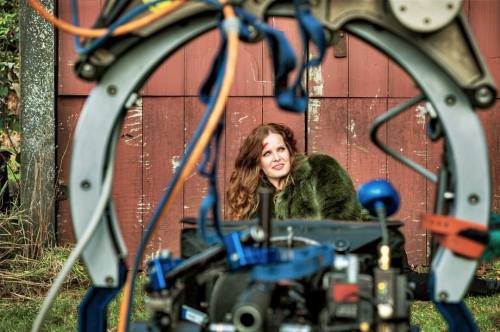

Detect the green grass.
[
  {"left": 0, "top": 282, "right": 149, "bottom": 332},
  {"left": 0, "top": 287, "right": 498, "bottom": 331},
  {"left": 0, "top": 247, "right": 498, "bottom": 331},
  {"left": 411, "top": 296, "right": 500, "bottom": 331}
]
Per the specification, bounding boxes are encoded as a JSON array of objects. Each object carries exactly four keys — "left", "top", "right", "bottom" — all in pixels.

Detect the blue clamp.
[
  {"left": 147, "top": 253, "right": 183, "bottom": 292},
  {"left": 251, "top": 245, "right": 335, "bottom": 282},
  {"left": 224, "top": 231, "right": 335, "bottom": 280},
  {"left": 224, "top": 232, "right": 279, "bottom": 269}
]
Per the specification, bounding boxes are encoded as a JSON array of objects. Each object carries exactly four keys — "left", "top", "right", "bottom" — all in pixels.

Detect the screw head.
[
  {"left": 246, "top": 25, "right": 259, "bottom": 40},
  {"left": 81, "top": 63, "right": 96, "bottom": 78},
  {"left": 475, "top": 86, "right": 494, "bottom": 106},
  {"left": 80, "top": 180, "right": 91, "bottom": 190},
  {"left": 445, "top": 95, "right": 456, "bottom": 105},
  {"left": 468, "top": 194, "right": 480, "bottom": 205},
  {"left": 107, "top": 85, "right": 118, "bottom": 96},
  {"left": 160, "top": 315, "right": 170, "bottom": 326},
  {"left": 105, "top": 276, "right": 114, "bottom": 286},
  {"left": 160, "top": 249, "right": 172, "bottom": 259}
]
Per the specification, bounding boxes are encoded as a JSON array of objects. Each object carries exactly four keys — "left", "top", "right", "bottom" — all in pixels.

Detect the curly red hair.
[{"left": 226, "top": 123, "right": 298, "bottom": 220}]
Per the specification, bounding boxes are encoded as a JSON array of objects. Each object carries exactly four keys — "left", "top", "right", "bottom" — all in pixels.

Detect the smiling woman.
[{"left": 226, "top": 123, "right": 364, "bottom": 221}]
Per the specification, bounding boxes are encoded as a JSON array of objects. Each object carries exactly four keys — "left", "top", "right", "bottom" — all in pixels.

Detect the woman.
[
  {"left": 227, "top": 123, "right": 365, "bottom": 221},
  {"left": 225, "top": 123, "right": 499, "bottom": 300}
]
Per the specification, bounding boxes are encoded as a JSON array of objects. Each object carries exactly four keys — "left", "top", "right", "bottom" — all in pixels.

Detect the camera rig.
[
  {"left": 28, "top": 0, "right": 498, "bottom": 331},
  {"left": 133, "top": 180, "right": 413, "bottom": 332}
]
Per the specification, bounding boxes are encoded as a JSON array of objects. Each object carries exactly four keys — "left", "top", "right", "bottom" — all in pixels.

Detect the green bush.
[{"left": 0, "top": 0, "right": 20, "bottom": 208}]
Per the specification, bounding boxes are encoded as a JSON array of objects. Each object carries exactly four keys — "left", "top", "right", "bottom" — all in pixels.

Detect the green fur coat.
[{"left": 261, "top": 154, "right": 365, "bottom": 221}]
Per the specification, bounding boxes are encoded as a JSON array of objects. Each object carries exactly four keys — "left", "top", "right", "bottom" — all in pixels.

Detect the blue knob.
[{"left": 357, "top": 179, "right": 400, "bottom": 217}]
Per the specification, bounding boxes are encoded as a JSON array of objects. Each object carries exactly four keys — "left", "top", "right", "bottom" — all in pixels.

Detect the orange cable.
[
  {"left": 27, "top": 0, "right": 185, "bottom": 38},
  {"left": 117, "top": 3, "right": 239, "bottom": 332}
]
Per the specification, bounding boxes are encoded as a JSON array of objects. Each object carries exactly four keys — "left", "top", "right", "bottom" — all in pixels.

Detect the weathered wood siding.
[{"left": 56, "top": 1, "right": 500, "bottom": 264}]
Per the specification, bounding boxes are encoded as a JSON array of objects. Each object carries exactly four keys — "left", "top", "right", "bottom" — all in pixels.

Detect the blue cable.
[
  {"left": 123, "top": 21, "right": 229, "bottom": 332},
  {"left": 197, "top": 120, "right": 225, "bottom": 244},
  {"left": 71, "top": 0, "right": 167, "bottom": 55}
]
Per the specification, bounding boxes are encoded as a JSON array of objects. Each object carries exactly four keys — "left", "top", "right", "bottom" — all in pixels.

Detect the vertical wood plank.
[
  {"left": 58, "top": 0, "right": 100, "bottom": 95},
  {"left": 56, "top": 97, "right": 85, "bottom": 243},
  {"left": 224, "top": 97, "right": 263, "bottom": 218},
  {"left": 469, "top": 0, "right": 500, "bottom": 86},
  {"left": 142, "top": 48, "right": 185, "bottom": 96},
  {"left": 309, "top": 42, "right": 349, "bottom": 97},
  {"left": 425, "top": 138, "right": 442, "bottom": 216},
  {"left": 425, "top": 133, "right": 443, "bottom": 262},
  {"left": 112, "top": 102, "right": 144, "bottom": 266},
  {"left": 185, "top": 30, "right": 220, "bottom": 96},
  {"left": 388, "top": 61, "right": 419, "bottom": 98},
  {"left": 263, "top": 18, "right": 303, "bottom": 96},
  {"left": 263, "top": 97, "right": 306, "bottom": 153},
  {"left": 479, "top": 100, "right": 500, "bottom": 212},
  {"left": 347, "top": 98, "right": 387, "bottom": 187},
  {"left": 230, "top": 42, "right": 265, "bottom": 96},
  {"left": 348, "top": 35, "right": 388, "bottom": 98},
  {"left": 58, "top": 97, "right": 145, "bottom": 264},
  {"left": 142, "top": 97, "right": 184, "bottom": 256},
  {"left": 184, "top": 30, "right": 264, "bottom": 96},
  {"left": 183, "top": 97, "right": 226, "bottom": 220},
  {"left": 386, "top": 98, "right": 428, "bottom": 265},
  {"left": 307, "top": 98, "right": 348, "bottom": 168}
]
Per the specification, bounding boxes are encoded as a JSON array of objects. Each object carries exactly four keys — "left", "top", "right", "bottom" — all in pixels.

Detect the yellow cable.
[
  {"left": 27, "top": 0, "right": 185, "bottom": 37},
  {"left": 117, "top": 2, "right": 239, "bottom": 331}
]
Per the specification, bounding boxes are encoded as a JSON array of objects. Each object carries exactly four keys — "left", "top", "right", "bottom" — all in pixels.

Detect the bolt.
[
  {"left": 423, "top": 17, "right": 431, "bottom": 25},
  {"left": 445, "top": 95, "right": 456, "bottom": 105},
  {"left": 251, "top": 226, "right": 265, "bottom": 242},
  {"left": 160, "top": 249, "right": 172, "bottom": 259},
  {"left": 439, "top": 291, "right": 448, "bottom": 301},
  {"left": 81, "top": 63, "right": 96, "bottom": 79},
  {"left": 160, "top": 315, "right": 171, "bottom": 326},
  {"left": 230, "top": 253, "right": 239, "bottom": 262},
  {"left": 105, "top": 276, "right": 114, "bottom": 286},
  {"left": 80, "top": 180, "right": 91, "bottom": 190},
  {"left": 247, "top": 25, "right": 259, "bottom": 40},
  {"left": 447, "top": 3, "right": 454, "bottom": 10},
  {"left": 323, "top": 28, "right": 333, "bottom": 44},
  {"left": 443, "top": 192, "right": 455, "bottom": 199},
  {"left": 107, "top": 85, "right": 118, "bottom": 96},
  {"left": 399, "top": 5, "right": 406, "bottom": 12},
  {"left": 468, "top": 194, "right": 480, "bottom": 205},
  {"left": 475, "top": 86, "right": 494, "bottom": 106}
]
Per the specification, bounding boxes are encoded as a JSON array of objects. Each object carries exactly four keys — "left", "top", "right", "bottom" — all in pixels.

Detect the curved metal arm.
[
  {"left": 346, "top": 21, "right": 490, "bottom": 302},
  {"left": 70, "top": 15, "right": 218, "bottom": 287}
]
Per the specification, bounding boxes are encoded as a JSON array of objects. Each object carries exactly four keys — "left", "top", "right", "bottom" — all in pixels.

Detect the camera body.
[{"left": 132, "top": 219, "right": 412, "bottom": 332}]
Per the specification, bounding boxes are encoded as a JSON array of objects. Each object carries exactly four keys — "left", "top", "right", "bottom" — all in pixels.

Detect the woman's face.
[{"left": 260, "top": 132, "right": 291, "bottom": 190}]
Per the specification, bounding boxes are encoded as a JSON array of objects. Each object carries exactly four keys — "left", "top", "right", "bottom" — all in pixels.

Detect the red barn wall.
[{"left": 56, "top": 1, "right": 500, "bottom": 265}]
